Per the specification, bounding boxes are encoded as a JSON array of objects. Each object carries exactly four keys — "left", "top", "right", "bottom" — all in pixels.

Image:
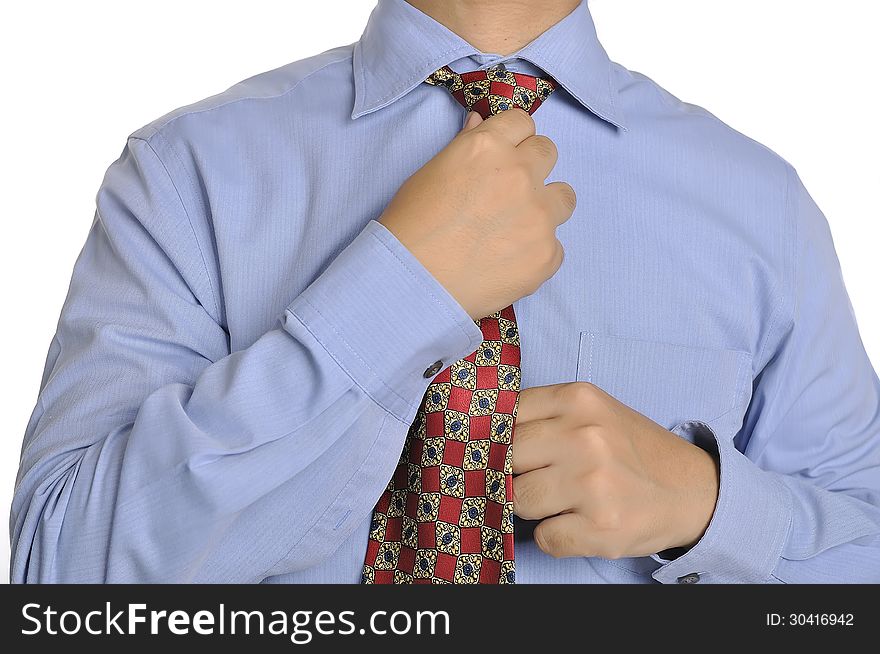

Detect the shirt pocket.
[
  {"left": 576, "top": 332, "right": 753, "bottom": 439},
  {"left": 574, "top": 332, "right": 753, "bottom": 577}
]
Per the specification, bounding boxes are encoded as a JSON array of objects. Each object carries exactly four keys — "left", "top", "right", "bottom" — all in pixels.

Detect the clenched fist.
[
  {"left": 512, "top": 382, "right": 720, "bottom": 560},
  {"left": 379, "top": 109, "right": 576, "bottom": 319}
]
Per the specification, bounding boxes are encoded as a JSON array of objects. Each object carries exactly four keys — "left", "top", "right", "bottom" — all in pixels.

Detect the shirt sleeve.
[
  {"left": 9, "top": 134, "right": 483, "bottom": 583},
  {"left": 652, "top": 166, "right": 880, "bottom": 584}
]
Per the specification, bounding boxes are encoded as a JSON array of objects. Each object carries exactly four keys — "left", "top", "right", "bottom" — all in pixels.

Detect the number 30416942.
[{"left": 766, "top": 613, "right": 854, "bottom": 626}]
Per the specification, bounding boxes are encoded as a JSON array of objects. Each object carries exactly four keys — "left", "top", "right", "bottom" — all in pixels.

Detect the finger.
[
  {"left": 517, "top": 134, "right": 558, "bottom": 180},
  {"left": 511, "top": 418, "right": 562, "bottom": 474},
  {"left": 512, "top": 466, "right": 577, "bottom": 521},
  {"left": 517, "top": 382, "right": 606, "bottom": 424},
  {"left": 479, "top": 107, "right": 536, "bottom": 146},
  {"left": 516, "top": 384, "right": 569, "bottom": 423},
  {"left": 544, "top": 181, "right": 577, "bottom": 225},
  {"left": 533, "top": 513, "right": 597, "bottom": 559}
]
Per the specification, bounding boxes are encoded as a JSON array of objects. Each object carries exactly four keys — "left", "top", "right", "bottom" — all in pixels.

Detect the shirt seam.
[
  {"left": 764, "top": 474, "right": 795, "bottom": 581},
  {"left": 289, "top": 300, "right": 419, "bottom": 417},
  {"left": 368, "top": 225, "right": 476, "bottom": 345},
  {"left": 128, "top": 134, "right": 222, "bottom": 320},
  {"left": 286, "top": 226, "right": 478, "bottom": 418},
  {"left": 754, "top": 163, "right": 797, "bottom": 370},
  {"left": 146, "top": 53, "right": 353, "bottom": 136}
]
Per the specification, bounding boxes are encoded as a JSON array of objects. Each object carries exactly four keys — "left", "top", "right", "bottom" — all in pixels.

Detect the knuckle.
[
  {"left": 561, "top": 381, "right": 597, "bottom": 406},
  {"left": 467, "top": 129, "right": 498, "bottom": 154},
  {"left": 539, "top": 237, "right": 558, "bottom": 267},
  {"left": 580, "top": 422, "right": 608, "bottom": 444},
  {"left": 572, "top": 425, "right": 605, "bottom": 457},
  {"left": 522, "top": 240, "right": 555, "bottom": 285},
  {"left": 552, "top": 241, "right": 565, "bottom": 272},
  {"left": 532, "top": 200, "right": 554, "bottom": 225},
  {"left": 576, "top": 380, "right": 601, "bottom": 404},
  {"left": 533, "top": 191, "right": 554, "bottom": 218},
  {"left": 523, "top": 277, "right": 544, "bottom": 297},
  {"left": 537, "top": 239, "right": 563, "bottom": 278}
]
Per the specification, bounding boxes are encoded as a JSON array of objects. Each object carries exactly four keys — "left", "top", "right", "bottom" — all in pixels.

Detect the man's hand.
[
  {"left": 512, "top": 382, "right": 720, "bottom": 559},
  {"left": 379, "top": 109, "right": 576, "bottom": 320}
]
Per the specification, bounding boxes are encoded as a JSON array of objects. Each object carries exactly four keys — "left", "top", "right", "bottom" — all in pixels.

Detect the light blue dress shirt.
[{"left": 11, "top": 0, "right": 880, "bottom": 583}]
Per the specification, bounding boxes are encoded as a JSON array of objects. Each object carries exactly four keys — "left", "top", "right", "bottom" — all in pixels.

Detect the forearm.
[
  {"left": 11, "top": 326, "right": 390, "bottom": 583},
  {"left": 11, "top": 217, "right": 483, "bottom": 583}
]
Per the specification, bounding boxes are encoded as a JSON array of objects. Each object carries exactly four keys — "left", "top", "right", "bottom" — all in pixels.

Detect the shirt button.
[
  {"left": 423, "top": 360, "right": 444, "bottom": 379},
  {"left": 677, "top": 573, "right": 701, "bottom": 584}
]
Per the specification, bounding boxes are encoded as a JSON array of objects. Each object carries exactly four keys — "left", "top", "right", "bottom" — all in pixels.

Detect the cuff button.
[
  {"left": 677, "top": 573, "right": 701, "bottom": 584},
  {"left": 423, "top": 360, "right": 444, "bottom": 379}
]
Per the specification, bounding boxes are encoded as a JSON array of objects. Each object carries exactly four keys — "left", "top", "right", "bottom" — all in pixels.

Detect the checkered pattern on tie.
[
  {"left": 425, "top": 65, "right": 556, "bottom": 119},
  {"left": 363, "top": 307, "right": 521, "bottom": 584},
  {"left": 362, "top": 64, "right": 557, "bottom": 584}
]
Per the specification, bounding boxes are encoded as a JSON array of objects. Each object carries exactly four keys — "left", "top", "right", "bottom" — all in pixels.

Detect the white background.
[{"left": 1, "top": 0, "right": 877, "bottom": 578}]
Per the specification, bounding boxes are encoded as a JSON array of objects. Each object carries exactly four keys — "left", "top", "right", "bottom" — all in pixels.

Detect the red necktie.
[{"left": 362, "top": 64, "right": 557, "bottom": 584}]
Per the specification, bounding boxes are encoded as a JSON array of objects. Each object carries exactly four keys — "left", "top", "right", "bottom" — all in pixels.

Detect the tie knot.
[{"left": 425, "top": 65, "right": 557, "bottom": 119}]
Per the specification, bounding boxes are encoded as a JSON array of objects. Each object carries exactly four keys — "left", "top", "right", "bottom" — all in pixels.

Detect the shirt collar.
[{"left": 351, "top": 0, "right": 626, "bottom": 129}]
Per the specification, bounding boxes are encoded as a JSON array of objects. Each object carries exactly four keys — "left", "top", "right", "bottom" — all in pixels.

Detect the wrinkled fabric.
[{"left": 11, "top": 0, "right": 880, "bottom": 583}]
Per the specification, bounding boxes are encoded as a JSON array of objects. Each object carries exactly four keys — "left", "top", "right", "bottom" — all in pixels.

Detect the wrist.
[
  {"left": 378, "top": 214, "right": 480, "bottom": 319},
  {"left": 670, "top": 443, "right": 720, "bottom": 549}
]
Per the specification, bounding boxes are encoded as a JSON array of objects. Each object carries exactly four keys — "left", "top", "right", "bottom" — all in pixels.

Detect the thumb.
[{"left": 461, "top": 110, "right": 484, "bottom": 131}]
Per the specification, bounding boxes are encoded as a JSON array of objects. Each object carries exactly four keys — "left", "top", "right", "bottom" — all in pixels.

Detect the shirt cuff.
[
  {"left": 286, "top": 220, "right": 484, "bottom": 423},
  {"left": 651, "top": 421, "right": 794, "bottom": 584}
]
